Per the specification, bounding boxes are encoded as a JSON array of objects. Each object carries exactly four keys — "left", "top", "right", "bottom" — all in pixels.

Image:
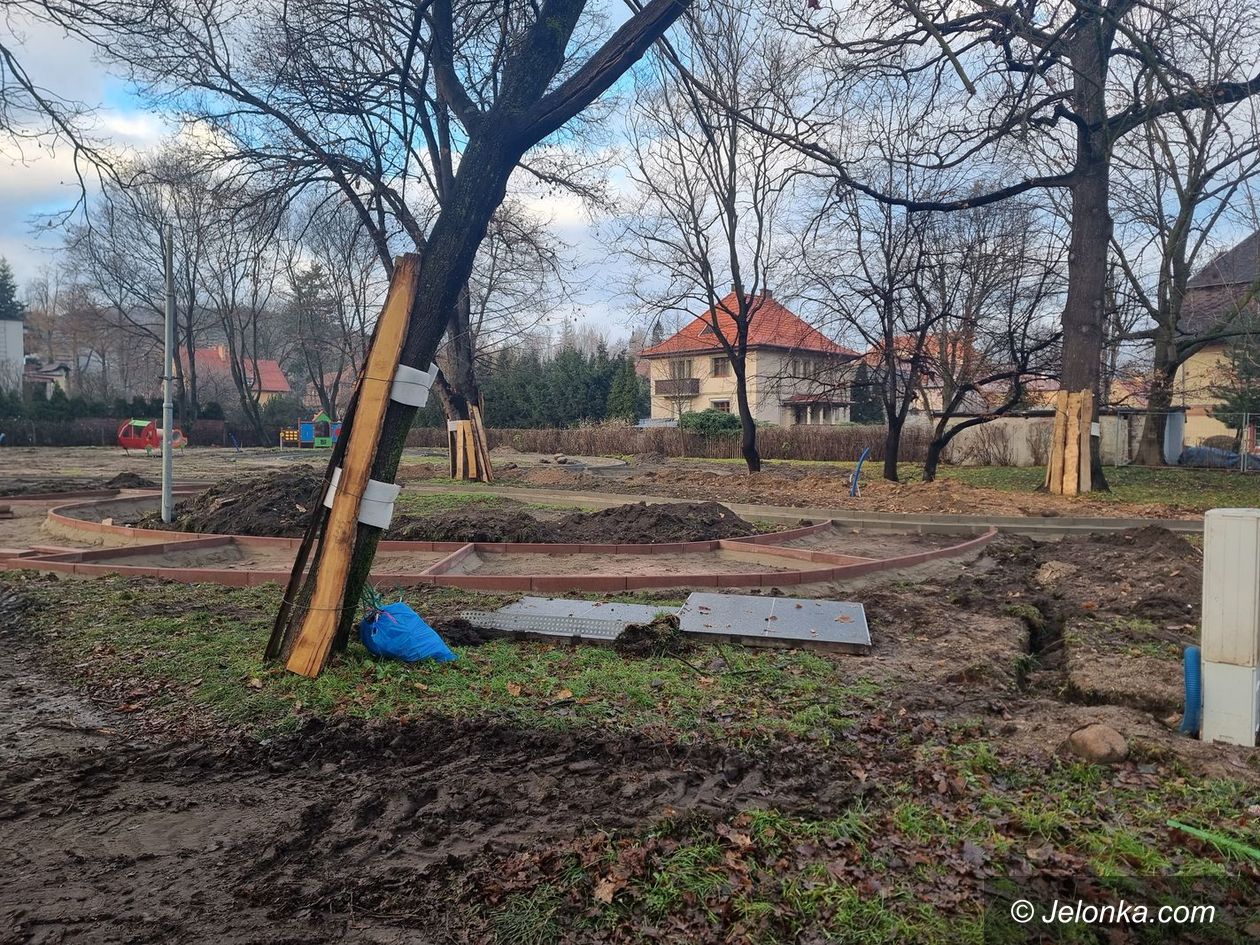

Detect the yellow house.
[
  {"left": 639, "top": 290, "right": 859, "bottom": 425},
  {"left": 1175, "top": 233, "right": 1260, "bottom": 444}
]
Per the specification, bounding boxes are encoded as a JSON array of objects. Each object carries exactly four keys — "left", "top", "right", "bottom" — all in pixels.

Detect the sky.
[{"left": 0, "top": 12, "right": 655, "bottom": 346}]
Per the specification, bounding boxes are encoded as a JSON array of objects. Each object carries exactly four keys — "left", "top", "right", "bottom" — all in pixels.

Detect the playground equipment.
[
  {"left": 117, "top": 418, "right": 186, "bottom": 454},
  {"left": 280, "top": 411, "right": 343, "bottom": 449}
]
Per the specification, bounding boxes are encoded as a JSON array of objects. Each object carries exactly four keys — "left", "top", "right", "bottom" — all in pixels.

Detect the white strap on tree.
[
  {"left": 322, "top": 467, "right": 402, "bottom": 529},
  {"left": 390, "top": 363, "right": 439, "bottom": 407}
]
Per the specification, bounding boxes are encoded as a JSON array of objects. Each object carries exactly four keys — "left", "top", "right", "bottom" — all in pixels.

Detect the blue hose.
[
  {"left": 850, "top": 447, "right": 871, "bottom": 497},
  {"left": 1179, "top": 645, "right": 1202, "bottom": 737}
]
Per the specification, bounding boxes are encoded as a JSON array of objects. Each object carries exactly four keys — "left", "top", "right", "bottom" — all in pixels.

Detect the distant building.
[
  {"left": 1176, "top": 231, "right": 1260, "bottom": 443},
  {"left": 21, "top": 356, "right": 70, "bottom": 400},
  {"left": 638, "top": 291, "right": 859, "bottom": 425},
  {"left": 0, "top": 314, "right": 21, "bottom": 392},
  {"left": 180, "top": 344, "right": 292, "bottom": 406}
]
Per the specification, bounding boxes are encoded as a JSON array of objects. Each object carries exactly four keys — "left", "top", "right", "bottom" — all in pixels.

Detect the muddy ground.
[
  {"left": 0, "top": 590, "right": 845, "bottom": 944},
  {"left": 470, "top": 458, "right": 1207, "bottom": 519},
  {"left": 132, "top": 467, "right": 761, "bottom": 544},
  {"left": 0, "top": 472, "right": 156, "bottom": 497},
  {"left": 1, "top": 526, "right": 1253, "bottom": 944}
]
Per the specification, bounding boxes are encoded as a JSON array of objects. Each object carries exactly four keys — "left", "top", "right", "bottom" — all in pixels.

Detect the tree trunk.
[
  {"left": 923, "top": 417, "right": 949, "bottom": 482},
  {"left": 1047, "top": 28, "right": 1112, "bottom": 494},
  {"left": 732, "top": 360, "right": 760, "bottom": 473},
  {"left": 882, "top": 415, "right": 904, "bottom": 482},
  {"left": 331, "top": 133, "right": 518, "bottom": 644},
  {"left": 1135, "top": 368, "right": 1177, "bottom": 466}
]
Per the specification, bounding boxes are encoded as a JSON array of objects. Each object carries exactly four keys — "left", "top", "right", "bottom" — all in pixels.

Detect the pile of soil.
[
  {"left": 391, "top": 504, "right": 554, "bottom": 543},
  {"left": 614, "top": 613, "right": 694, "bottom": 658},
  {"left": 948, "top": 525, "right": 1202, "bottom": 715},
  {"left": 134, "top": 466, "right": 324, "bottom": 538},
  {"left": 954, "top": 525, "right": 1201, "bottom": 624},
  {"left": 145, "top": 467, "right": 763, "bottom": 545},
  {"left": 554, "top": 501, "right": 757, "bottom": 544}
]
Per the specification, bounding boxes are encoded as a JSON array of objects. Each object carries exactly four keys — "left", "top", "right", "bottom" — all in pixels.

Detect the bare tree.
[
  {"left": 800, "top": 189, "right": 939, "bottom": 481},
  {"left": 914, "top": 202, "right": 1064, "bottom": 479},
  {"left": 621, "top": 4, "right": 798, "bottom": 472},
  {"left": 731, "top": 0, "right": 1260, "bottom": 492},
  {"left": 1108, "top": 13, "right": 1260, "bottom": 463},
  {"left": 64, "top": 145, "right": 219, "bottom": 424},
  {"left": 199, "top": 187, "right": 288, "bottom": 439}
]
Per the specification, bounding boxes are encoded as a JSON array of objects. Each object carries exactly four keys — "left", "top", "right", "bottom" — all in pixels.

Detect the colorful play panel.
[{"left": 0, "top": 490, "right": 998, "bottom": 593}]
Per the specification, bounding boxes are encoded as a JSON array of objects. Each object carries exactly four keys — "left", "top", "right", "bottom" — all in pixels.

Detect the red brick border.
[{"left": 5, "top": 493, "right": 997, "bottom": 593}]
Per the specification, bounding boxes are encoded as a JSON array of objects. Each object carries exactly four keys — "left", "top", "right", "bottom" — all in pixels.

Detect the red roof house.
[{"left": 638, "top": 291, "right": 859, "bottom": 425}]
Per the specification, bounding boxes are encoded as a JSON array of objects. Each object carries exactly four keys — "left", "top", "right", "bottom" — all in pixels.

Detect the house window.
[
  {"left": 711, "top": 357, "right": 729, "bottom": 378},
  {"left": 711, "top": 400, "right": 731, "bottom": 413},
  {"left": 669, "top": 359, "right": 693, "bottom": 379}
]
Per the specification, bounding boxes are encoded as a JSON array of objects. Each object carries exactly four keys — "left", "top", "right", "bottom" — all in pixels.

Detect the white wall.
[{"left": 0, "top": 320, "right": 22, "bottom": 392}]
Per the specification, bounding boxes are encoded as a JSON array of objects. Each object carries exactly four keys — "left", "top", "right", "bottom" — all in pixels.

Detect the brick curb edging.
[{"left": 5, "top": 493, "right": 995, "bottom": 592}]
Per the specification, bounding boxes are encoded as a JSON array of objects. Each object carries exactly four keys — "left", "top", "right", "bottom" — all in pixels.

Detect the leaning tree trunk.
[
  {"left": 732, "top": 360, "right": 761, "bottom": 473},
  {"left": 331, "top": 133, "right": 519, "bottom": 644}
]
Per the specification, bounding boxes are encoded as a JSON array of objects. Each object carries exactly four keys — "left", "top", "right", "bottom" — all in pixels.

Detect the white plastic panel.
[
  {"left": 1201, "top": 660, "right": 1260, "bottom": 746},
  {"left": 1201, "top": 508, "right": 1260, "bottom": 667}
]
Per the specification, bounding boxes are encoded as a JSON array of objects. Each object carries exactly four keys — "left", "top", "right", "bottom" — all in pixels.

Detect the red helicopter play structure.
[{"left": 116, "top": 418, "right": 187, "bottom": 453}]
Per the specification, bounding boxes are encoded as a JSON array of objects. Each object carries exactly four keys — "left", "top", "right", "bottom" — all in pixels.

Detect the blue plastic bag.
[{"left": 359, "top": 601, "right": 457, "bottom": 663}]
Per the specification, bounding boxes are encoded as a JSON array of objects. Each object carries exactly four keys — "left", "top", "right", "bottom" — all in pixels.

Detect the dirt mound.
[
  {"left": 103, "top": 471, "right": 157, "bottom": 489},
  {"left": 614, "top": 613, "right": 694, "bottom": 658},
  {"left": 134, "top": 466, "right": 324, "bottom": 537},
  {"left": 556, "top": 501, "right": 756, "bottom": 544},
  {"left": 391, "top": 504, "right": 554, "bottom": 543}
]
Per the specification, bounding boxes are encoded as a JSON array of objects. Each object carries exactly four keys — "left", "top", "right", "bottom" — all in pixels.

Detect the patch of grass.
[
  {"left": 491, "top": 884, "right": 564, "bottom": 945},
  {"left": 935, "top": 464, "right": 1254, "bottom": 511},
  {"left": 638, "top": 840, "right": 728, "bottom": 920},
  {"left": 15, "top": 573, "right": 880, "bottom": 745}
]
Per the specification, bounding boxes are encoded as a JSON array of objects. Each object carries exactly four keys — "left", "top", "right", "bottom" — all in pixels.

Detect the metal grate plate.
[
  {"left": 460, "top": 596, "right": 675, "bottom": 641},
  {"left": 676, "top": 592, "right": 870, "bottom": 654}
]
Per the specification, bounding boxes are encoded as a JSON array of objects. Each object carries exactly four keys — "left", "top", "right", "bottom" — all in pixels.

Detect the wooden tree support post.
[
  {"left": 285, "top": 256, "right": 420, "bottom": 678},
  {"left": 1045, "top": 389, "right": 1094, "bottom": 496},
  {"left": 447, "top": 409, "right": 493, "bottom": 482}
]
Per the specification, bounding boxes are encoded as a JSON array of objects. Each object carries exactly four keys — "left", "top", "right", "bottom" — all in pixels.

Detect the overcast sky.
[{"left": 1, "top": 15, "right": 653, "bottom": 344}]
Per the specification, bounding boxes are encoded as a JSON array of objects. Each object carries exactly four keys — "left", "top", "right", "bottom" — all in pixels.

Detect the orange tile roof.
[
  {"left": 640, "top": 291, "right": 858, "bottom": 358},
  {"left": 181, "top": 346, "right": 291, "bottom": 394}
]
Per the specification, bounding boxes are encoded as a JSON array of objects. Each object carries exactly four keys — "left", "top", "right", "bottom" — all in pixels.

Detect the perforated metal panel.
[
  {"left": 676, "top": 592, "right": 870, "bottom": 654},
  {"left": 460, "top": 596, "right": 674, "bottom": 642}
]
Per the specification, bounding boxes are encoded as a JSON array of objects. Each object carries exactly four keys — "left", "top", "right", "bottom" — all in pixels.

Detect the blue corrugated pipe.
[
  {"left": 850, "top": 447, "right": 871, "bottom": 497},
  {"left": 1180, "top": 645, "right": 1202, "bottom": 737}
]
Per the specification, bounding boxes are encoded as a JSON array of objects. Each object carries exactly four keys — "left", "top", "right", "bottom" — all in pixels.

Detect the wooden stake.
[
  {"left": 1046, "top": 390, "right": 1069, "bottom": 494},
  {"left": 469, "top": 404, "right": 494, "bottom": 484},
  {"left": 286, "top": 257, "right": 419, "bottom": 678},
  {"left": 1063, "top": 392, "right": 1081, "bottom": 497},
  {"left": 1077, "top": 389, "right": 1094, "bottom": 495}
]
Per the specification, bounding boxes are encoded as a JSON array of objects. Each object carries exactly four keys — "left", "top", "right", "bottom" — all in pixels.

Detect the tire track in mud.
[{"left": 0, "top": 589, "right": 854, "bottom": 943}]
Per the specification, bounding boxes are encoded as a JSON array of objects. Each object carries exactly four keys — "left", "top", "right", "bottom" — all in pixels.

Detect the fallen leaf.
[
  {"left": 555, "top": 688, "right": 573, "bottom": 700},
  {"left": 247, "top": 677, "right": 263, "bottom": 690},
  {"left": 413, "top": 682, "right": 429, "bottom": 691},
  {"left": 506, "top": 682, "right": 522, "bottom": 697},
  {"left": 593, "top": 875, "right": 622, "bottom": 904}
]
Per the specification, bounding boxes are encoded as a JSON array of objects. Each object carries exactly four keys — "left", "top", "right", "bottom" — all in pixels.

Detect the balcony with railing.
[{"left": 655, "top": 377, "right": 700, "bottom": 397}]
